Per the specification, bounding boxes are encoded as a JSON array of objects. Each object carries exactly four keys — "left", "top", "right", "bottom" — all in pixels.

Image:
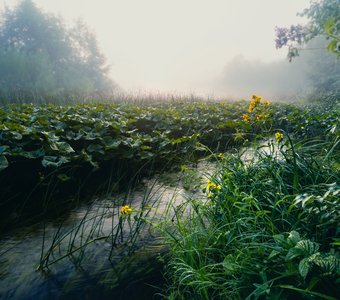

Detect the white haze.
[{"left": 2, "top": 0, "right": 311, "bottom": 98}]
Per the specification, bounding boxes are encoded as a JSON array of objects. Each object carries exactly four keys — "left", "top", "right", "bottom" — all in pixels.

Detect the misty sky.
[{"left": 2, "top": 0, "right": 311, "bottom": 97}]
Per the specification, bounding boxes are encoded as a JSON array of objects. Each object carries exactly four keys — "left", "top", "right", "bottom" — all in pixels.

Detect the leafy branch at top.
[{"left": 275, "top": 0, "right": 339, "bottom": 61}]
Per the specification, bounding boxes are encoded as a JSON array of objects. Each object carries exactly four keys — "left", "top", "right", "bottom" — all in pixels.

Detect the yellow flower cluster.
[
  {"left": 275, "top": 132, "right": 283, "bottom": 142},
  {"left": 248, "top": 94, "right": 262, "bottom": 112},
  {"left": 121, "top": 205, "right": 132, "bottom": 215},
  {"left": 243, "top": 94, "right": 271, "bottom": 124},
  {"left": 206, "top": 179, "right": 222, "bottom": 193},
  {"left": 242, "top": 114, "right": 250, "bottom": 122}
]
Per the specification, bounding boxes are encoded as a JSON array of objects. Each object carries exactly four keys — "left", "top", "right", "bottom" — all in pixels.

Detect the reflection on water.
[
  {"left": 0, "top": 162, "right": 213, "bottom": 299},
  {"left": 241, "top": 140, "right": 283, "bottom": 163}
]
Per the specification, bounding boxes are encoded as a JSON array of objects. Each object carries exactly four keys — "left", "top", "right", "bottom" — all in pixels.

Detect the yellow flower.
[
  {"left": 206, "top": 180, "right": 222, "bottom": 194},
  {"left": 242, "top": 114, "right": 250, "bottom": 122},
  {"left": 248, "top": 102, "right": 255, "bottom": 112},
  {"left": 206, "top": 181, "right": 218, "bottom": 191},
  {"left": 252, "top": 94, "right": 262, "bottom": 103},
  {"left": 275, "top": 132, "right": 283, "bottom": 142},
  {"left": 262, "top": 100, "right": 271, "bottom": 106},
  {"left": 218, "top": 153, "right": 224, "bottom": 158},
  {"left": 207, "top": 193, "right": 213, "bottom": 198},
  {"left": 121, "top": 205, "right": 132, "bottom": 215},
  {"left": 206, "top": 182, "right": 213, "bottom": 191}
]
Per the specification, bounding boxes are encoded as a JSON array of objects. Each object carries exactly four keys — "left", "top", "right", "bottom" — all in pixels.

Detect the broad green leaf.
[
  {"left": 295, "top": 240, "right": 319, "bottom": 256},
  {"left": 42, "top": 156, "right": 69, "bottom": 168},
  {"left": 0, "top": 145, "right": 8, "bottom": 154},
  {"left": 273, "top": 234, "right": 286, "bottom": 245},
  {"left": 87, "top": 144, "right": 104, "bottom": 154},
  {"left": 102, "top": 136, "right": 121, "bottom": 149},
  {"left": 268, "top": 249, "right": 282, "bottom": 259},
  {"left": 286, "top": 247, "right": 303, "bottom": 261},
  {"left": 313, "top": 254, "right": 337, "bottom": 273},
  {"left": 49, "top": 141, "right": 59, "bottom": 151},
  {"left": 298, "top": 258, "right": 310, "bottom": 279},
  {"left": 21, "top": 149, "right": 45, "bottom": 159},
  {"left": 42, "top": 131, "right": 59, "bottom": 142},
  {"left": 57, "top": 142, "right": 75, "bottom": 154},
  {"left": 287, "top": 231, "right": 301, "bottom": 246},
  {"left": 65, "top": 130, "right": 83, "bottom": 140}
]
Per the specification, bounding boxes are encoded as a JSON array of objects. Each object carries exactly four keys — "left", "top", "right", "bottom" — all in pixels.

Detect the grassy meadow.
[{"left": 0, "top": 94, "right": 339, "bottom": 299}]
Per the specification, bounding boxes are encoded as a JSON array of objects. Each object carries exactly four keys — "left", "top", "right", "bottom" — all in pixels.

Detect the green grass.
[{"left": 162, "top": 133, "right": 339, "bottom": 299}]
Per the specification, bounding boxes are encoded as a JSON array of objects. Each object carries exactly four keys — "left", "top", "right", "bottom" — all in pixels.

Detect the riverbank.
[
  {"left": 161, "top": 132, "right": 339, "bottom": 299},
  {"left": 0, "top": 96, "right": 338, "bottom": 299}
]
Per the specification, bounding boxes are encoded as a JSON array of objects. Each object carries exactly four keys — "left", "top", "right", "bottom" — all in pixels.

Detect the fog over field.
[
  {"left": 2, "top": 0, "right": 314, "bottom": 99},
  {"left": 0, "top": 2, "right": 339, "bottom": 300}
]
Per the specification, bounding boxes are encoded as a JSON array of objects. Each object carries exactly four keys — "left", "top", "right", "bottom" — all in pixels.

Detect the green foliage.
[
  {"left": 0, "top": 95, "right": 338, "bottom": 297},
  {"left": 301, "top": 0, "right": 340, "bottom": 50},
  {"left": 0, "top": 100, "right": 245, "bottom": 171},
  {"left": 275, "top": 0, "right": 340, "bottom": 58},
  {"left": 0, "top": 100, "right": 246, "bottom": 230},
  {"left": 162, "top": 125, "right": 339, "bottom": 299},
  {"left": 0, "top": 99, "right": 338, "bottom": 230}
]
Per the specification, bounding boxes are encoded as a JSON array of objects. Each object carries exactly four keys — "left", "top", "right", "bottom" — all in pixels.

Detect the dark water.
[{"left": 0, "top": 163, "right": 211, "bottom": 299}]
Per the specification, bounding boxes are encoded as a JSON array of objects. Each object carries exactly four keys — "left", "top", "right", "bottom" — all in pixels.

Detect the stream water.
[{"left": 0, "top": 162, "right": 213, "bottom": 300}]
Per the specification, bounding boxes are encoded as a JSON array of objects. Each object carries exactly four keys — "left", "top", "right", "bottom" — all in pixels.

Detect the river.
[{"left": 0, "top": 161, "right": 213, "bottom": 299}]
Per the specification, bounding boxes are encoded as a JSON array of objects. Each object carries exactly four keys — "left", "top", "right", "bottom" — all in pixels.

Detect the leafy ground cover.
[
  {"left": 161, "top": 99, "right": 339, "bottom": 299},
  {"left": 0, "top": 100, "right": 243, "bottom": 230},
  {"left": 0, "top": 98, "right": 337, "bottom": 233},
  {"left": 0, "top": 95, "right": 338, "bottom": 299}
]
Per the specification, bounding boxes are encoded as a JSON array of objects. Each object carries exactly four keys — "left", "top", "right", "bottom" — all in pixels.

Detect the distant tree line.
[{"left": 0, "top": 0, "right": 116, "bottom": 103}]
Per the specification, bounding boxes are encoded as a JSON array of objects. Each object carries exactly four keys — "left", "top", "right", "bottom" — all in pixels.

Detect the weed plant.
[{"left": 162, "top": 131, "right": 339, "bottom": 299}]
